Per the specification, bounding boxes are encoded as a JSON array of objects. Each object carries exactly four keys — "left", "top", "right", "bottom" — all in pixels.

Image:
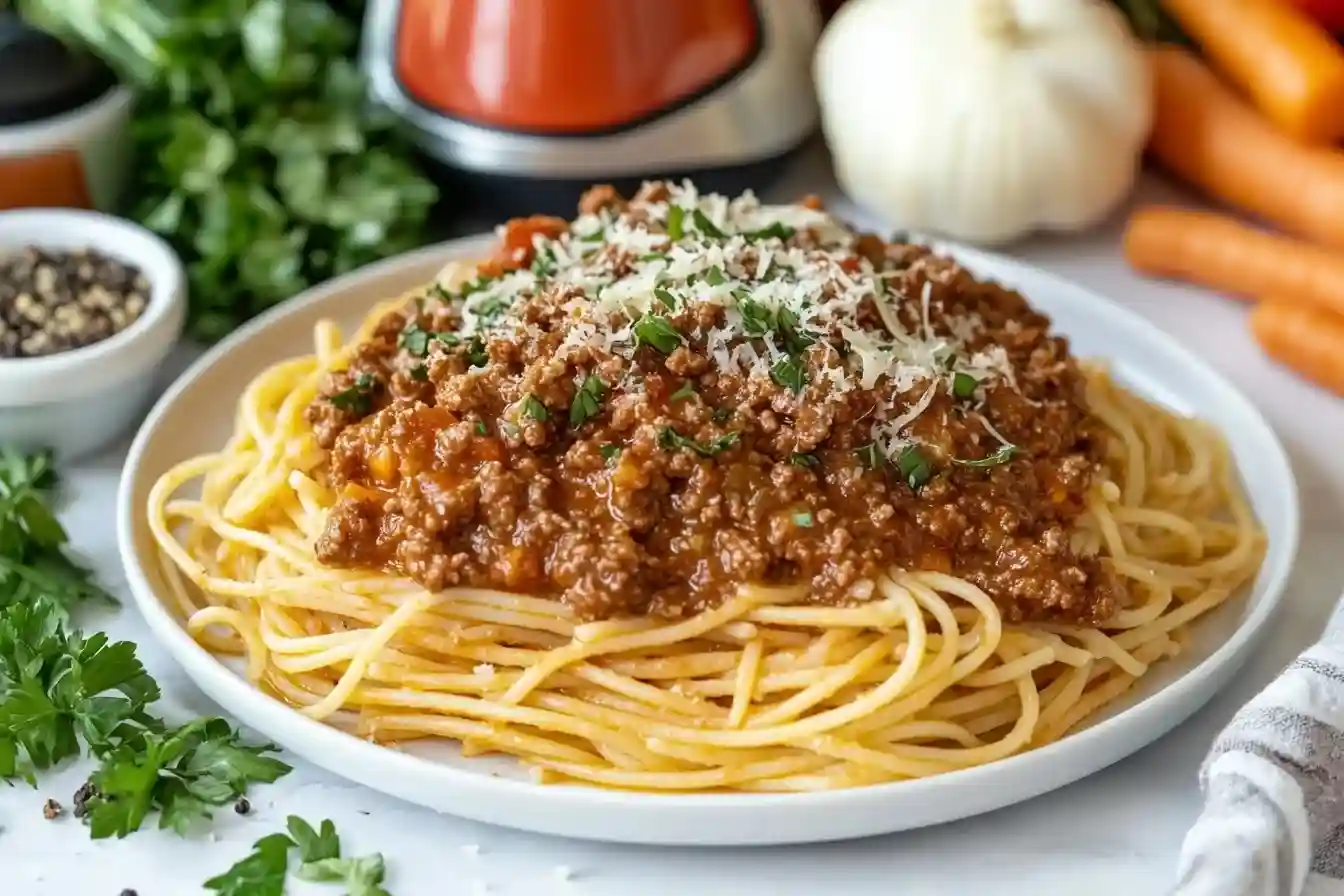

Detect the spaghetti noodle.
[{"left": 146, "top": 185, "right": 1264, "bottom": 792}]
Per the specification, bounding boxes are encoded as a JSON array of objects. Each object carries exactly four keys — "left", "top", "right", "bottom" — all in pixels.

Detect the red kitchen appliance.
[{"left": 362, "top": 0, "right": 821, "bottom": 215}]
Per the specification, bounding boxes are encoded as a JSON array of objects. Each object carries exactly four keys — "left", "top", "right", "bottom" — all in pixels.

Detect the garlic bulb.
[{"left": 814, "top": 0, "right": 1152, "bottom": 245}]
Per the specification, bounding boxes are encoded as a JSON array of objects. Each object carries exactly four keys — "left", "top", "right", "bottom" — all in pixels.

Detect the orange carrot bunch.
[{"left": 1124, "top": 6, "right": 1344, "bottom": 397}]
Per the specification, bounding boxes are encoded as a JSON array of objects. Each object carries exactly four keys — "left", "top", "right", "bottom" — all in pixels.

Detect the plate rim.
[{"left": 116, "top": 234, "right": 1301, "bottom": 844}]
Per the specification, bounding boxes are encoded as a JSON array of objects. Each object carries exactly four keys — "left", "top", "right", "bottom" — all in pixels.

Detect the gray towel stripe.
[{"left": 1291, "top": 657, "right": 1344, "bottom": 687}]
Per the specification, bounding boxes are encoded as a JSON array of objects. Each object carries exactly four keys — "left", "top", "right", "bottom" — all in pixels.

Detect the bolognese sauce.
[{"left": 305, "top": 183, "right": 1125, "bottom": 625}]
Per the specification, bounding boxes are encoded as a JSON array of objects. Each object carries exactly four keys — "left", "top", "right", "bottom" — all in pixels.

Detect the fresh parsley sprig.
[
  {"left": 85, "top": 717, "right": 291, "bottom": 839},
  {"left": 0, "top": 447, "right": 291, "bottom": 839}
]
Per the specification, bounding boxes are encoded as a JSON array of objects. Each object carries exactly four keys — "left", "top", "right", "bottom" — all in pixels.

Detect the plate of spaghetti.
[{"left": 118, "top": 183, "right": 1296, "bottom": 845}]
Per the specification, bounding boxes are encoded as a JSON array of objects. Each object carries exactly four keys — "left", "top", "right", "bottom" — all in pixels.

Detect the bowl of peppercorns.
[{"left": 0, "top": 208, "right": 185, "bottom": 459}]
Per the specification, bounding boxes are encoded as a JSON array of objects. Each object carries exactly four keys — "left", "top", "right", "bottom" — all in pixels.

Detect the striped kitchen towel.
[{"left": 1172, "top": 599, "right": 1344, "bottom": 896}]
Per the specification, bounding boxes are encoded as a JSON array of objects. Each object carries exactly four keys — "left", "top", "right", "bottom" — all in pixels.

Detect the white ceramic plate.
[{"left": 117, "top": 235, "right": 1300, "bottom": 846}]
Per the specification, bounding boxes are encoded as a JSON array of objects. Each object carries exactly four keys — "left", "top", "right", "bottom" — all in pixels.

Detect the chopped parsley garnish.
[
  {"left": 771, "top": 358, "right": 807, "bottom": 393},
  {"left": 457, "top": 273, "right": 497, "bottom": 299},
  {"left": 669, "top": 381, "right": 697, "bottom": 403},
  {"left": 654, "top": 287, "right": 678, "bottom": 311},
  {"left": 580, "top": 228, "right": 606, "bottom": 242},
  {"left": 712, "top": 407, "right": 733, "bottom": 423},
  {"left": 792, "top": 511, "right": 814, "bottom": 527},
  {"left": 953, "top": 444, "right": 1017, "bottom": 468},
  {"left": 398, "top": 324, "right": 431, "bottom": 356},
  {"left": 745, "top": 222, "right": 796, "bottom": 242},
  {"left": 427, "top": 283, "right": 452, "bottom": 303},
  {"left": 739, "top": 299, "right": 774, "bottom": 337},
  {"left": 530, "top": 247, "right": 557, "bottom": 277},
  {"left": 470, "top": 294, "right": 510, "bottom": 327},
  {"left": 520, "top": 394, "right": 548, "bottom": 423},
  {"left": 692, "top": 209, "right": 725, "bottom": 238},
  {"left": 789, "top": 452, "right": 819, "bottom": 468},
  {"left": 737, "top": 299, "right": 813, "bottom": 355},
  {"left": 953, "top": 372, "right": 979, "bottom": 399},
  {"left": 855, "top": 443, "right": 884, "bottom": 469},
  {"left": 569, "top": 375, "right": 607, "bottom": 428},
  {"left": 704, "top": 265, "right": 727, "bottom": 286},
  {"left": 466, "top": 336, "right": 488, "bottom": 367},
  {"left": 599, "top": 444, "right": 621, "bottom": 464},
  {"left": 408, "top": 364, "right": 428, "bottom": 382},
  {"left": 896, "top": 445, "right": 933, "bottom": 490},
  {"left": 640, "top": 252, "right": 668, "bottom": 262},
  {"left": 633, "top": 314, "right": 682, "bottom": 354},
  {"left": 666, "top": 206, "right": 686, "bottom": 241},
  {"left": 329, "top": 373, "right": 378, "bottom": 414},
  {"left": 401, "top": 324, "right": 460, "bottom": 359},
  {"left": 657, "top": 427, "right": 740, "bottom": 458},
  {"left": 474, "top": 421, "right": 488, "bottom": 436}
]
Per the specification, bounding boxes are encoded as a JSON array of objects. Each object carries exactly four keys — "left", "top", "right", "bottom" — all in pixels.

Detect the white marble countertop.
[{"left": 4, "top": 154, "right": 1342, "bottom": 895}]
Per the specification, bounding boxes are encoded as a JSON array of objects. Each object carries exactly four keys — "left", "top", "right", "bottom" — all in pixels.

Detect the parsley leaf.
[
  {"left": 329, "top": 373, "right": 378, "bottom": 414},
  {"left": 704, "top": 265, "right": 727, "bottom": 286},
  {"left": 204, "top": 832, "right": 293, "bottom": 896},
  {"left": 520, "top": 394, "right": 549, "bottom": 423},
  {"left": 792, "top": 511, "right": 814, "bottom": 527},
  {"left": 298, "top": 853, "right": 391, "bottom": 896},
  {"left": 25, "top": 0, "right": 440, "bottom": 344},
  {"left": 599, "top": 444, "right": 621, "bottom": 464},
  {"left": 0, "top": 606, "right": 158, "bottom": 782},
  {"left": 771, "top": 358, "right": 807, "bottom": 393},
  {"left": 953, "top": 444, "right": 1018, "bottom": 468},
  {"left": 408, "top": 364, "right": 428, "bottom": 382},
  {"left": 666, "top": 206, "right": 686, "bottom": 240},
  {"left": 712, "top": 407, "right": 733, "bottom": 423},
  {"left": 952, "top": 372, "right": 979, "bottom": 399},
  {"left": 789, "top": 453, "right": 819, "bottom": 468},
  {"left": 669, "top": 381, "right": 697, "bottom": 403},
  {"left": 855, "top": 443, "right": 884, "bottom": 469},
  {"left": 896, "top": 445, "right": 933, "bottom": 490},
  {"left": 0, "top": 447, "right": 111, "bottom": 625},
  {"left": 474, "top": 421, "right": 488, "bottom": 437},
  {"left": 530, "top": 246, "right": 557, "bottom": 277},
  {"left": 692, "top": 209, "right": 725, "bottom": 238},
  {"left": 569, "top": 375, "right": 607, "bottom": 428},
  {"left": 653, "top": 287, "right": 677, "bottom": 311},
  {"left": 744, "top": 222, "right": 795, "bottom": 242},
  {"left": 288, "top": 815, "right": 342, "bottom": 863},
  {"left": 398, "top": 324, "right": 430, "bottom": 357},
  {"left": 632, "top": 315, "right": 682, "bottom": 354},
  {"left": 466, "top": 337, "right": 489, "bottom": 367},
  {"left": 85, "top": 717, "right": 290, "bottom": 839},
  {"left": 657, "top": 427, "right": 740, "bottom": 458}
]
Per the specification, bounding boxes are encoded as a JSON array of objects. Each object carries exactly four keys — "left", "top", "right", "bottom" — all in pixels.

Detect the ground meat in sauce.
[{"left": 304, "top": 184, "right": 1126, "bottom": 626}]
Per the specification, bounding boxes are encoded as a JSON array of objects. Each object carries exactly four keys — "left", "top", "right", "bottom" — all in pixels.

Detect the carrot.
[
  {"left": 1161, "top": 0, "right": 1344, "bottom": 144},
  {"left": 1250, "top": 300, "right": 1344, "bottom": 396},
  {"left": 1123, "top": 206, "right": 1344, "bottom": 317},
  {"left": 1148, "top": 47, "right": 1344, "bottom": 249}
]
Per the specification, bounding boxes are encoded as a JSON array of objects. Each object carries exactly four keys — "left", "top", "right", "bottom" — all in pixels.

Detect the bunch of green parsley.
[
  {"left": 0, "top": 448, "right": 291, "bottom": 837},
  {"left": 19, "top": 0, "right": 438, "bottom": 342}
]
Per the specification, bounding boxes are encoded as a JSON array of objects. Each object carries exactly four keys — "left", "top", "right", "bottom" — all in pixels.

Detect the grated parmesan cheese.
[{"left": 427, "top": 180, "right": 1025, "bottom": 456}]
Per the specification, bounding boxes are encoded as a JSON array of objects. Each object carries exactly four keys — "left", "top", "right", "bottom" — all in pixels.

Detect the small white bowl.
[{"left": 0, "top": 208, "right": 186, "bottom": 460}]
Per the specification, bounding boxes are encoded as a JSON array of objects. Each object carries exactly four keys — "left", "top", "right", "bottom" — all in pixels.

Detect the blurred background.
[{"left": 4, "top": 0, "right": 1344, "bottom": 401}]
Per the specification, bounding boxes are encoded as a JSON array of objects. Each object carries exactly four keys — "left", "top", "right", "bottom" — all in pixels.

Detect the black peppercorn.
[{"left": 0, "top": 246, "right": 150, "bottom": 358}]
